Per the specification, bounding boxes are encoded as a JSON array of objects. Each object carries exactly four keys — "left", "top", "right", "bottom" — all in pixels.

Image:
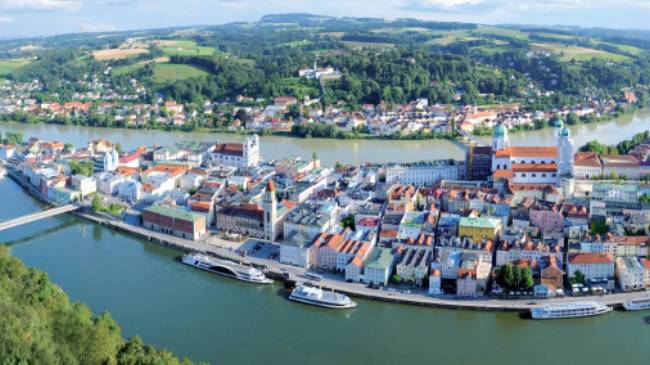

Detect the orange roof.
[
  {"left": 511, "top": 163, "right": 557, "bottom": 173},
  {"left": 641, "top": 259, "right": 650, "bottom": 270},
  {"left": 350, "top": 256, "right": 363, "bottom": 268},
  {"left": 574, "top": 152, "right": 602, "bottom": 167},
  {"left": 266, "top": 179, "right": 276, "bottom": 192},
  {"left": 190, "top": 201, "right": 212, "bottom": 212},
  {"left": 495, "top": 146, "right": 557, "bottom": 158},
  {"left": 116, "top": 166, "right": 140, "bottom": 177},
  {"left": 569, "top": 253, "right": 613, "bottom": 265},
  {"left": 144, "top": 164, "right": 187, "bottom": 177},
  {"left": 380, "top": 229, "right": 398, "bottom": 238},
  {"left": 493, "top": 169, "right": 513, "bottom": 180}
]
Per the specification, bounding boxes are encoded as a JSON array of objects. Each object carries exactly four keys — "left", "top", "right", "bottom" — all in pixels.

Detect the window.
[{"left": 532, "top": 174, "right": 537, "bottom": 177}]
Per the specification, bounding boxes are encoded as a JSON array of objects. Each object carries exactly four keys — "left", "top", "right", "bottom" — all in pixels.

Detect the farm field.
[
  {"left": 531, "top": 42, "right": 630, "bottom": 62},
  {"left": 154, "top": 40, "right": 216, "bottom": 57},
  {"left": 93, "top": 47, "right": 149, "bottom": 60},
  {"left": 0, "top": 58, "right": 30, "bottom": 75},
  {"left": 151, "top": 63, "right": 209, "bottom": 83}
]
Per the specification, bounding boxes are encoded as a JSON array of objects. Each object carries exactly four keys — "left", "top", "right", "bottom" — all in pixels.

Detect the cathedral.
[{"left": 491, "top": 118, "right": 574, "bottom": 186}]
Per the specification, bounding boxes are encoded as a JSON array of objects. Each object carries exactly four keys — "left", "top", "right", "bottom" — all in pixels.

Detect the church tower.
[
  {"left": 263, "top": 179, "right": 277, "bottom": 242},
  {"left": 492, "top": 122, "right": 509, "bottom": 151},
  {"left": 557, "top": 126, "right": 574, "bottom": 177}
]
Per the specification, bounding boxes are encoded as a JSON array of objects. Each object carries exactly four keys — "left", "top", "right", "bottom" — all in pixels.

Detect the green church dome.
[
  {"left": 493, "top": 123, "right": 507, "bottom": 137},
  {"left": 560, "top": 126, "right": 571, "bottom": 137}
]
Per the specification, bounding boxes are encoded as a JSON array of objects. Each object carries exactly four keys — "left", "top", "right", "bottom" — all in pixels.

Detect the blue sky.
[{"left": 0, "top": 0, "right": 647, "bottom": 38}]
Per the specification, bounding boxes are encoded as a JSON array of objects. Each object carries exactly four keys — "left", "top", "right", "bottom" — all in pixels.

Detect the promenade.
[{"left": 77, "top": 210, "right": 650, "bottom": 312}]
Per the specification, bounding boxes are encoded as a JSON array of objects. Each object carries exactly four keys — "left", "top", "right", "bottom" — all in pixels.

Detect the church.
[{"left": 491, "top": 118, "right": 574, "bottom": 186}]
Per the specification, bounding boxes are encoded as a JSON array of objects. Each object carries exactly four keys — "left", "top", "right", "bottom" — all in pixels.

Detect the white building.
[
  {"left": 102, "top": 149, "right": 119, "bottom": 172},
  {"left": 118, "top": 179, "right": 143, "bottom": 203},
  {"left": 71, "top": 175, "right": 96, "bottom": 197},
  {"left": 428, "top": 269, "right": 442, "bottom": 295},
  {"left": 278, "top": 231, "right": 315, "bottom": 268},
  {"left": 94, "top": 172, "right": 125, "bottom": 195},
  {"left": 384, "top": 160, "right": 464, "bottom": 185},
  {"left": 211, "top": 135, "right": 260, "bottom": 168},
  {"left": 567, "top": 253, "right": 614, "bottom": 286},
  {"left": 616, "top": 257, "right": 645, "bottom": 291}
]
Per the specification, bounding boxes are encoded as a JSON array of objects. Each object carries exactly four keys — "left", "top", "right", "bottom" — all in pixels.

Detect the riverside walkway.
[{"left": 77, "top": 211, "right": 650, "bottom": 312}]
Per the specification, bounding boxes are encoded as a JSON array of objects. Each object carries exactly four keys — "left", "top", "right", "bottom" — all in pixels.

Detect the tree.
[
  {"left": 91, "top": 194, "right": 103, "bottom": 213},
  {"left": 570, "top": 270, "right": 586, "bottom": 285},
  {"left": 590, "top": 220, "right": 608, "bottom": 235},
  {"left": 0, "top": 246, "right": 196, "bottom": 364},
  {"left": 566, "top": 112, "right": 578, "bottom": 125},
  {"left": 520, "top": 267, "right": 534, "bottom": 290}
]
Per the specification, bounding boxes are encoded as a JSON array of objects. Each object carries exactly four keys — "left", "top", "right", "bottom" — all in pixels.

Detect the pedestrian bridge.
[{"left": 0, "top": 204, "right": 80, "bottom": 232}]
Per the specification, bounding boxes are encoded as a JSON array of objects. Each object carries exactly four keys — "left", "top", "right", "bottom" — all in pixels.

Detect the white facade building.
[{"left": 385, "top": 160, "right": 464, "bottom": 185}]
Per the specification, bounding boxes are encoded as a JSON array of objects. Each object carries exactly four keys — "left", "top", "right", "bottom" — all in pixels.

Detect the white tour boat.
[
  {"left": 623, "top": 297, "right": 650, "bottom": 311},
  {"left": 182, "top": 253, "right": 273, "bottom": 284},
  {"left": 289, "top": 284, "right": 357, "bottom": 309},
  {"left": 531, "top": 301, "right": 611, "bottom": 319}
]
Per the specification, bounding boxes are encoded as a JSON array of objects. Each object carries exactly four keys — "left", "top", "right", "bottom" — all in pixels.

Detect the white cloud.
[
  {"left": 0, "top": 0, "right": 82, "bottom": 12},
  {"left": 0, "top": 15, "right": 12, "bottom": 22}
]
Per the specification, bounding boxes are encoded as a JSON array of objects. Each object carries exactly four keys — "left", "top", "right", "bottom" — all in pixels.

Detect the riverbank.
[
  {"left": 5, "top": 170, "right": 649, "bottom": 313},
  {"left": 3, "top": 105, "right": 646, "bottom": 143}
]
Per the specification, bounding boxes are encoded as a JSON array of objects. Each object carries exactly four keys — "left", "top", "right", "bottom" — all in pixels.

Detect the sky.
[{"left": 0, "top": 0, "right": 648, "bottom": 38}]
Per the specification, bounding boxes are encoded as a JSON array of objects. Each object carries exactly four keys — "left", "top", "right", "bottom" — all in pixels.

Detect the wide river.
[
  {"left": 2, "top": 114, "right": 650, "bottom": 364},
  {"left": 2, "top": 110, "right": 650, "bottom": 165}
]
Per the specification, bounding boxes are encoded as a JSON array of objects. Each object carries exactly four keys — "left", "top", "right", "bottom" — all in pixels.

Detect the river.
[
  {"left": 2, "top": 113, "right": 650, "bottom": 364},
  {"left": 2, "top": 110, "right": 650, "bottom": 165}
]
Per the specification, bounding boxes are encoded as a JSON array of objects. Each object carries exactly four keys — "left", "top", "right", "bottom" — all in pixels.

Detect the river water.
[
  {"left": 2, "top": 114, "right": 650, "bottom": 364},
  {"left": 2, "top": 110, "right": 650, "bottom": 165}
]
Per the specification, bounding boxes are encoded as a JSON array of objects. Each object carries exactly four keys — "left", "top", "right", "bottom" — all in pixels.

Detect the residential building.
[{"left": 142, "top": 204, "right": 207, "bottom": 240}]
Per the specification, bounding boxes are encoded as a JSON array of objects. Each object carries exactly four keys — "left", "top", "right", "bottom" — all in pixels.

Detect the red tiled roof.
[
  {"left": 495, "top": 146, "right": 557, "bottom": 158},
  {"left": 511, "top": 163, "right": 557, "bottom": 172},
  {"left": 568, "top": 253, "right": 613, "bottom": 265},
  {"left": 214, "top": 143, "right": 243, "bottom": 156}
]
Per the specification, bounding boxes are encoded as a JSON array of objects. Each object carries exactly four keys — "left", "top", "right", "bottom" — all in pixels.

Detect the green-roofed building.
[
  {"left": 458, "top": 217, "right": 502, "bottom": 242},
  {"left": 143, "top": 204, "right": 206, "bottom": 240},
  {"left": 363, "top": 248, "right": 395, "bottom": 286}
]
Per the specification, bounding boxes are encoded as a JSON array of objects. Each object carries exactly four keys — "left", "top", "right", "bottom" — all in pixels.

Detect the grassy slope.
[
  {"left": 152, "top": 63, "right": 209, "bottom": 83},
  {"left": 0, "top": 58, "right": 30, "bottom": 75}
]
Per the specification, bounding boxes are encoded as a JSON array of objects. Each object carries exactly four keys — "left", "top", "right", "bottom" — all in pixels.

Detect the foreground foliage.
[{"left": 0, "top": 246, "right": 201, "bottom": 365}]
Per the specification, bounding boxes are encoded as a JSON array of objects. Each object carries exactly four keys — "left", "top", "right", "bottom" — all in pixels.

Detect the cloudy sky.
[{"left": 0, "top": 0, "right": 647, "bottom": 38}]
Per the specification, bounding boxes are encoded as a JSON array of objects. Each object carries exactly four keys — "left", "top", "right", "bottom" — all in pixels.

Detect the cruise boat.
[
  {"left": 181, "top": 253, "right": 273, "bottom": 284},
  {"left": 623, "top": 297, "right": 650, "bottom": 311},
  {"left": 289, "top": 284, "right": 357, "bottom": 309},
  {"left": 531, "top": 301, "right": 611, "bottom": 319}
]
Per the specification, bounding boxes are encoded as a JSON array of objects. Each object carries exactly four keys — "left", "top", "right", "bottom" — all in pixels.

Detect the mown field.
[
  {"left": 531, "top": 42, "right": 630, "bottom": 62},
  {"left": 151, "top": 63, "right": 209, "bottom": 83},
  {"left": 92, "top": 47, "right": 149, "bottom": 60},
  {"left": 0, "top": 58, "right": 30, "bottom": 75},
  {"left": 154, "top": 39, "right": 217, "bottom": 57}
]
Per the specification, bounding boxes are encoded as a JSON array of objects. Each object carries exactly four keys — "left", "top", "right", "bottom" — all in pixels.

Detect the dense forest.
[{"left": 0, "top": 246, "right": 201, "bottom": 365}]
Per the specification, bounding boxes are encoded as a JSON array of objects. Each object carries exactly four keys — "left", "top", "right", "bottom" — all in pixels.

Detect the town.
[
  {"left": 2, "top": 116, "right": 650, "bottom": 306},
  {"left": 0, "top": 65, "right": 642, "bottom": 139}
]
